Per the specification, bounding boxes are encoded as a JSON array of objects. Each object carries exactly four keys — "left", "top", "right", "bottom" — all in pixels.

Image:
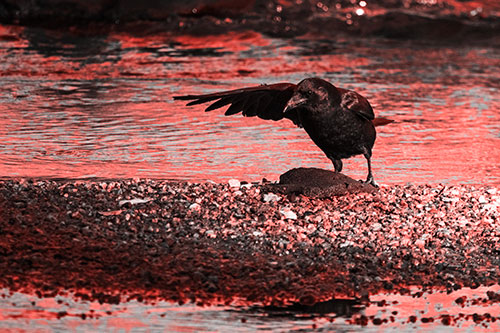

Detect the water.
[
  {"left": 2, "top": 286, "right": 500, "bottom": 331},
  {"left": 0, "top": 25, "right": 499, "bottom": 184}
]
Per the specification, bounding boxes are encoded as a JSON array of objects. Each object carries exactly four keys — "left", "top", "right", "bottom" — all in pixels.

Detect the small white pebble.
[
  {"left": 340, "top": 240, "right": 354, "bottom": 248},
  {"left": 233, "top": 190, "right": 243, "bottom": 196},
  {"left": 189, "top": 203, "right": 201, "bottom": 210},
  {"left": 228, "top": 179, "right": 240, "bottom": 188},
  {"left": 263, "top": 193, "right": 281, "bottom": 202},
  {"left": 487, "top": 188, "right": 497, "bottom": 195},
  {"left": 389, "top": 240, "right": 400, "bottom": 247},
  {"left": 372, "top": 222, "right": 382, "bottom": 231},
  {"left": 478, "top": 195, "right": 487, "bottom": 204},
  {"left": 119, "top": 198, "right": 151, "bottom": 206},
  {"left": 253, "top": 231, "right": 263, "bottom": 237},
  {"left": 280, "top": 208, "right": 297, "bottom": 220}
]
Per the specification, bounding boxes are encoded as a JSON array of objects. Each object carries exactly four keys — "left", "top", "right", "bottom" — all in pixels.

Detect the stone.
[{"left": 264, "top": 167, "right": 377, "bottom": 198}]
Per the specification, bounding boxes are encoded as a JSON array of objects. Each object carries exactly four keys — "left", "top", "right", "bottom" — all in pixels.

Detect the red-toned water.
[
  {"left": 2, "top": 286, "right": 500, "bottom": 331},
  {"left": 0, "top": 25, "right": 499, "bottom": 185}
]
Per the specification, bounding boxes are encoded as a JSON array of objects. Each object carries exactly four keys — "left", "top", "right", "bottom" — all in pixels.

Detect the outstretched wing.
[
  {"left": 337, "top": 88, "right": 375, "bottom": 121},
  {"left": 174, "top": 83, "right": 298, "bottom": 123}
]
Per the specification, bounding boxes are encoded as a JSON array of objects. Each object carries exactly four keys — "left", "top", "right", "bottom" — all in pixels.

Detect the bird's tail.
[{"left": 372, "top": 117, "right": 394, "bottom": 127}]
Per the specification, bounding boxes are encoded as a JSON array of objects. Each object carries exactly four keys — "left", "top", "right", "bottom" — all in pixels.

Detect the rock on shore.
[{"left": 0, "top": 177, "right": 499, "bottom": 308}]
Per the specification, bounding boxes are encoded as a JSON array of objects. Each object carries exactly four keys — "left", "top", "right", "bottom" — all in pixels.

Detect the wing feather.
[
  {"left": 337, "top": 88, "right": 375, "bottom": 120},
  {"left": 242, "top": 93, "right": 263, "bottom": 117},
  {"left": 205, "top": 96, "right": 233, "bottom": 111},
  {"left": 224, "top": 98, "right": 245, "bottom": 116},
  {"left": 174, "top": 83, "right": 298, "bottom": 123},
  {"left": 185, "top": 96, "right": 219, "bottom": 106}
]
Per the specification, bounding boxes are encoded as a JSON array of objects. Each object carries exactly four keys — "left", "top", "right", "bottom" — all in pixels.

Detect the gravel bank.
[{"left": 0, "top": 178, "right": 499, "bottom": 308}]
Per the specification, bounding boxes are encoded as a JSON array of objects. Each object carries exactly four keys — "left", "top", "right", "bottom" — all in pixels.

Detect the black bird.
[{"left": 174, "top": 77, "right": 392, "bottom": 186}]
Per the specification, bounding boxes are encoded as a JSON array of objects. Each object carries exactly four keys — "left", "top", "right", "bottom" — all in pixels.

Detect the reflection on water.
[
  {"left": 1, "top": 287, "right": 500, "bottom": 331},
  {"left": 0, "top": 25, "right": 499, "bottom": 184},
  {"left": 259, "top": 298, "right": 363, "bottom": 317}
]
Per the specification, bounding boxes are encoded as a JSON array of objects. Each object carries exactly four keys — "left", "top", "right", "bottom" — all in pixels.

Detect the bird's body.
[{"left": 174, "top": 78, "right": 392, "bottom": 186}]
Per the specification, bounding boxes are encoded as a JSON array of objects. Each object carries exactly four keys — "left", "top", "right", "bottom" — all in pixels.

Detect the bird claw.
[{"left": 363, "top": 178, "right": 379, "bottom": 188}]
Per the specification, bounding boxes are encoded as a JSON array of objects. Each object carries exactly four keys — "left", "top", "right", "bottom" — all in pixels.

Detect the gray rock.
[{"left": 264, "top": 167, "right": 377, "bottom": 198}]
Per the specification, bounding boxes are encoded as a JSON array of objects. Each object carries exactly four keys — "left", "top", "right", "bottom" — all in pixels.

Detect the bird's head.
[{"left": 284, "top": 78, "right": 340, "bottom": 114}]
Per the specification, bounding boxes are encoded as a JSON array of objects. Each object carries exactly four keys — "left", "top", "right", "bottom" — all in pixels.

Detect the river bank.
[{"left": 1, "top": 177, "right": 499, "bottom": 317}]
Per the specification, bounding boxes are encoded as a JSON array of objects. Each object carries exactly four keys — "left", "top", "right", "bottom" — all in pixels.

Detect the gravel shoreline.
[{"left": 0, "top": 178, "right": 499, "bottom": 309}]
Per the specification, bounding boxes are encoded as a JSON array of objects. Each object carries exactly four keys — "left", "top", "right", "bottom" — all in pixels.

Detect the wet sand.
[{"left": 0, "top": 177, "right": 499, "bottom": 326}]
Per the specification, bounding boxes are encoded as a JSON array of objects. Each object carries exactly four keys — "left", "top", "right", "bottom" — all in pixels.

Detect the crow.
[{"left": 174, "top": 77, "right": 393, "bottom": 186}]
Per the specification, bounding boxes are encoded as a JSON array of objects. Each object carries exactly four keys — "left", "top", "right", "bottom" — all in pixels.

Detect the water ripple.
[{"left": 0, "top": 27, "right": 498, "bottom": 184}]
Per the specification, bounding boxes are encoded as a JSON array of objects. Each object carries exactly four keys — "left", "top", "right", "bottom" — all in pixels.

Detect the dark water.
[
  {"left": 2, "top": 286, "right": 500, "bottom": 331},
  {"left": 0, "top": 24, "right": 499, "bottom": 184}
]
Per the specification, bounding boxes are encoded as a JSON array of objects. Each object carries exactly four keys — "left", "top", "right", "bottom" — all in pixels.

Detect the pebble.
[
  {"left": 487, "top": 188, "right": 497, "bottom": 195},
  {"left": 228, "top": 179, "right": 240, "bottom": 188},
  {"left": 189, "top": 203, "right": 201, "bottom": 210},
  {"left": 415, "top": 239, "right": 426, "bottom": 248},
  {"left": 205, "top": 230, "right": 216, "bottom": 238},
  {"left": 280, "top": 207, "right": 297, "bottom": 220},
  {"left": 263, "top": 193, "right": 281, "bottom": 202},
  {"left": 119, "top": 198, "right": 151, "bottom": 206}
]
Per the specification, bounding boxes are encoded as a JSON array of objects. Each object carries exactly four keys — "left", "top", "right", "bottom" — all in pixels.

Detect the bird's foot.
[{"left": 363, "top": 177, "right": 379, "bottom": 188}]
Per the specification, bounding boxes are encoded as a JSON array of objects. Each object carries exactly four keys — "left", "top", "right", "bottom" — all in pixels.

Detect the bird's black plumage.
[{"left": 174, "top": 77, "right": 392, "bottom": 185}]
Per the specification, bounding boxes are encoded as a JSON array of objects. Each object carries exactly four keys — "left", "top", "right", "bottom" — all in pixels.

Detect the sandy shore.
[{"left": 0, "top": 177, "right": 499, "bottom": 310}]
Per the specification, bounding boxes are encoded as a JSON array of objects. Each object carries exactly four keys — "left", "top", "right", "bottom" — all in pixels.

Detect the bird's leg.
[
  {"left": 364, "top": 152, "right": 378, "bottom": 187},
  {"left": 331, "top": 158, "right": 343, "bottom": 173}
]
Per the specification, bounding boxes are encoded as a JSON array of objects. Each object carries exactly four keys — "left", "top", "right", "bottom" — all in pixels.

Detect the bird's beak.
[{"left": 284, "top": 94, "right": 307, "bottom": 113}]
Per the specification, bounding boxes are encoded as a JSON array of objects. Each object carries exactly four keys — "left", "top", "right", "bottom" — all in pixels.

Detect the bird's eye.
[{"left": 304, "top": 90, "right": 313, "bottom": 97}]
